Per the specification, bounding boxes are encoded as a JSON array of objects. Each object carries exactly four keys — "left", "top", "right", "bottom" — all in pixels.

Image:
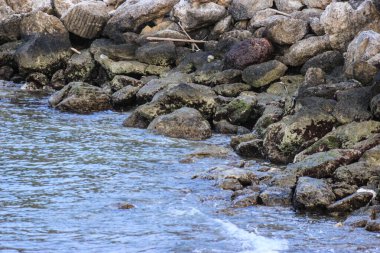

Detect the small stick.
[
  {"left": 177, "top": 22, "right": 200, "bottom": 51},
  {"left": 146, "top": 37, "right": 207, "bottom": 44},
  {"left": 272, "top": 9, "right": 292, "bottom": 17},
  {"left": 70, "top": 47, "right": 81, "bottom": 54}
]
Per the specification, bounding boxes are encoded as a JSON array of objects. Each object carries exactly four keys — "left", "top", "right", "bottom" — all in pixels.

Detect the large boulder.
[
  {"left": 224, "top": 38, "right": 273, "bottom": 70},
  {"left": 266, "top": 18, "right": 308, "bottom": 45},
  {"left": 136, "top": 41, "right": 176, "bottom": 66},
  {"left": 344, "top": 31, "right": 380, "bottom": 85},
  {"left": 320, "top": 1, "right": 380, "bottom": 51},
  {"left": 147, "top": 107, "right": 212, "bottom": 140},
  {"left": 48, "top": 82, "right": 112, "bottom": 113},
  {"left": 294, "top": 177, "right": 335, "bottom": 211},
  {"left": 229, "top": 0, "right": 273, "bottom": 20},
  {"left": 64, "top": 49, "right": 96, "bottom": 82},
  {"left": 328, "top": 191, "right": 374, "bottom": 215},
  {"left": 104, "top": 0, "right": 179, "bottom": 38},
  {"left": 172, "top": 1, "right": 227, "bottom": 31},
  {"left": 52, "top": 0, "right": 86, "bottom": 18},
  {"left": 15, "top": 11, "right": 71, "bottom": 75},
  {"left": 62, "top": 1, "right": 109, "bottom": 39},
  {"left": 242, "top": 60, "right": 288, "bottom": 88},
  {"left": 301, "top": 51, "right": 344, "bottom": 74},
  {"left": 111, "top": 84, "right": 142, "bottom": 110}
]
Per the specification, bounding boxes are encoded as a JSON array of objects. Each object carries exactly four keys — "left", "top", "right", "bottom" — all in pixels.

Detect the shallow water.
[{"left": 0, "top": 83, "right": 379, "bottom": 253}]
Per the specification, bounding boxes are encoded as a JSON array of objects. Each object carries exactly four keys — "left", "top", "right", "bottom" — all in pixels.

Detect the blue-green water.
[{"left": 0, "top": 83, "right": 379, "bottom": 252}]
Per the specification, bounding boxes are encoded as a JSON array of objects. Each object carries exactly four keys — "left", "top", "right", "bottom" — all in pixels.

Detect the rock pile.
[{"left": 2, "top": 0, "right": 380, "bottom": 229}]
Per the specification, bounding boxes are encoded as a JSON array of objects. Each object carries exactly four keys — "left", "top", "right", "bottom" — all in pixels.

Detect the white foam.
[{"left": 214, "top": 219, "right": 288, "bottom": 253}]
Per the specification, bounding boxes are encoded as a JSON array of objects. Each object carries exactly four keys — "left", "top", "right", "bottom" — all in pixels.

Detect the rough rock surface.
[
  {"left": 242, "top": 60, "right": 288, "bottom": 88},
  {"left": 266, "top": 18, "right": 308, "bottom": 45},
  {"left": 229, "top": 0, "right": 273, "bottom": 20}
]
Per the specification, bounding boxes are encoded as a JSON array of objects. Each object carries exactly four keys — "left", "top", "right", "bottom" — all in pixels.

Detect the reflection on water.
[{"left": 0, "top": 85, "right": 379, "bottom": 253}]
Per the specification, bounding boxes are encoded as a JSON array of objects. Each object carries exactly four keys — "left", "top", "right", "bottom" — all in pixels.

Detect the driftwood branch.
[
  {"left": 70, "top": 47, "right": 81, "bottom": 54},
  {"left": 272, "top": 9, "right": 292, "bottom": 17},
  {"left": 177, "top": 22, "right": 200, "bottom": 51},
  {"left": 146, "top": 37, "right": 207, "bottom": 44}
]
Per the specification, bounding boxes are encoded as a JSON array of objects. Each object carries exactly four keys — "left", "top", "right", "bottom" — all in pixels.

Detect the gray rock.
[
  {"left": 136, "top": 42, "right": 176, "bottom": 67},
  {"left": 254, "top": 104, "right": 284, "bottom": 137},
  {"left": 294, "top": 177, "right": 335, "bottom": 210},
  {"left": 266, "top": 75, "right": 304, "bottom": 97},
  {"left": 147, "top": 107, "right": 212, "bottom": 140},
  {"left": 274, "top": 0, "right": 303, "bottom": 13},
  {"left": 259, "top": 186, "right": 292, "bottom": 206},
  {"left": 328, "top": 191, "right": 374, "bottom": 215},
  {"left": 191, "top": 69, "right": 242, "bottom": 87},
  {"left": 371, "top": 94, "right": 380, "bottom": 120},
  {"left": 266, "top": 18, "right": 308, "bottom": 45},
  {"left": 229, "top": 0, "right": 273, "bottom": 20},
  {"left": 213, "top": 82, "right": 251, "bottom": 97},
  {"left": 230, "top": 133, "right": 258, "bottom": 149},
  {"left": 301, "top": 51, "right": 344, "bottom": 74},
  {"left": 297, "top": 81, "right": 362, "bottom": 100},
  {"left": 90, "top": 39, "right": 137, "bottom": 61},
  {"left": 235, "top": 139, "right": 264, "bottom": 158},
  {"left": 0, "top": 14, "right": 22, "bottom": 44},
  {"left": 64, "top": 49, "right": 95, "bottom": 82},
  {"left": 304, "top": 67, "right": 326, "bottom": 86},
  {"left": 242, "top": 60, "right": 288, "bottom": 88},
  {"left": 301, "top": 0, "right": 332, "bottom": 9},
  {"left": 111, "top": 85, "right": 141, "bottom": 109},
  {"left": 214, "top": 120, "right": 251, "bottom": 135},
  {"left": 110, "top": 75, "right": 143, "bottom": 92}
]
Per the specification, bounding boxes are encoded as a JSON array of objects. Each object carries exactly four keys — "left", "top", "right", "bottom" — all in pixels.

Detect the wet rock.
[
  {"left": 191, "top": 69, "right": 242, "bottom": 87},
  {"left": 224, "top": 38, "right": 273, "bottom": 70},
  {"left": 62, "top": 1, "right": 109, "bottom": 39},
  {"left": 136, "top": 42, "right": 176, "bottom": 67},
  {"left": 213, "top": 82, "right": 251, "bottom": 97},
  {"left": 274, "top": 0, "right": 303, "bottom": 13},
  {"left": 294, "top": 177, "right": 335, "bottom": 211},
  {"left": 304, "top": 67, "right": 326, "bottom": 86},
  {"left": 230, "top": 133, "right": 258, "bottom": 149},
  {"left": 64, "top": 49, "right": 95, "bottom": 83},
  {"left": 232, "top": 191, "right": 260, "bottom": 208},
  {"left": 49, "top": 82, "right": 112, "bottom": 113},
  {"left": 172, "top": 1, "right": 227, "bottom": 31},
  {"left": 104, "top": 0, "right": 179, "bottom": 38},
  {"left": 23, "top": 72, "right": 49, "bottom": 90},
  {"left": 15, "top": 11, "right": 71, "bottom": 75},
  {"left": 183, "top": 145, "right": 233, "bottom": 161},
  {"left": 0, "top": 41, "right": 21, "bottom": 67},
  {"left": 365, "top": 219, "right": 380, "bottom": 232},
  {"left": 344, "top": 205, "right": 380, "bottom": 228},
  {"left": 266, "top": 18, "right": 308, "bottom": 45},
  {"left": 118, "top": 202, "right": 135, "bottom": 209},
  {"left": 288, "top": 149, "right": 362, "bottom": 178},
  {"left": 320, "top": 1, "right": 380, "bottom": 51},
  {"left": 254, "top": 104, "right": 284, "bottom": 137},
  {"left": 259, "top": 186, "right": 292, "bottom": 206},
  {"left": 229, "top": 0, "right": 273, "bottom": 20},
  {"left": 344, "top": 31, "right": 380, "bottom": 85},
  {"left": 328, "top": 191, "right": 374, "bottom": 215},
  {"left": 50, "top": 69, "right": 66, "bottom": 90},
  {"left": 332, "top": 182, "right": 358, "bottom": 200},
  {"left": 110, "top": 75, "right": 143, "bottom": 92},
  {"left": 297, "top": 121, "right": 380, "bottom": 159},
  {"left": 214, "top": 120, "right": 250, "bottom": 135},
  {"left": 334, "top": 162, "right": 380, "bottom": 187},
  {"left": 147, "top": 107, "right": 212, "bottom": 140},
  {"left": 242, "top": 60, "right": 288, "bottom": 88},
  {"left": 235, "top": 139, "right": 264, "bottom": 158},
  {"left": 0, "top": 15, "right": 22, "bottom": 44},
  {"left": 370, "top": 94, "right": 380, "bottom": 120},
  {"left": 281, "top": 35, "right": 331, "bottom": 67},
  {"left": 263, "top": 108, "right": 336, "bottom": 164},
  {"left": 301, "top": 51, "right": 344, "bottom": 74},
  {"left": 297, "top": 81, "right": 362, "bottom": 100},
  {"left": 111, "top": 85, "right": 142, "bottom": 110},
  {"left": 90, "top": 39, "right": 137, "bottom": 61},
  {"left": 332, "top": 87, "right": 372, "bottom": 125},
  {"left": 266, "top": 75, "right": 304, "bottom": 97}
]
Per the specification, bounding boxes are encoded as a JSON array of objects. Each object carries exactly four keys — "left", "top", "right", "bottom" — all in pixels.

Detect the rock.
[
  {"left": 320, "top": 1, "right": 380, "bottom": 51},
  {"left": 104, "top": 0, "right": 179, "bottom": 38},
  {"left": 136, "top": 42, "right": 176, "bottom": 67},
  {"left": 111, "top": 85, "right": 141, "bottom": 110},
  {"left": 0, "top": 15, "right": 22, "bottom": 44},
  {"left": 259, "top": 186, "right": 292, "bottom": 206},
  {"left": 50, "top": 69, "right": 66, "bottom": 90},
  {"left": 242, "top": 60, "right": 288, "bottom": 88},
  {"left": 301, "top": 51, "right": 344, "bottom": 74},
  {"left": 48, "top": 82, "right": 112, "bottom": 113},
  {"left": 230, "top": 133, "right": 258, "bottom": 149},
  {"left": 147, "top": 107, "right": 212, "bottom": 140},
  {"left": 62, "top": 1, "right": 109, "bottom": 39},
  {"left": 254, "top": 104, "right": 284, "bottom": 137},
  {"left": 309, "top": 17, "right": 325, "bottom": 36},
  {"left": 214, "top": 93, "right": 258, "bottom": 127},
  {"left": 281, "top": 35, "right": 331, "bottom": 67},
  {"left": 366, "top": 219, "right": 380, "bottom": 232},
  {"left": 297, "top": 121, "right": 380, "bottom": 159},
  {"left": 23, "top": 72, "right": 49, "bottom": 90},
  {"left": 266, "top": 75, "right": 304, "bottom": 97},
  {"left": 332, "top": 87, "right": 372, "bottom": 124},
  {"left": 362, "top": 143, "right": 380, "bottom": 166},
  {"left": 332, "top": 182, "right": 358, "bottom": 200},
  {"left": 328, "top": 191, "right": 374, "bottom": 215},
  {"left": 52, "top": 0, "right": 86, "bottom": 18},
  {"left": 172, "top": 1, "right": 227, "bottom": 31},
  {"left": 183, "top": 145, "right": 233, "bottom": 160},
  {"left": 0, "top": 41, "right": 21, "bottom": 66},
  {"left": 297, "top": 81, "right": 362, "bottom": 100},
  {"left": 109, "top": 75, "right": 143, "bottom": 92},
  {"left": 213, "top": 82, "right": 251, "bottom": 97},
  {"left": 301, "top": 0, "right": 332, "bottom": 9},
  {"left": 191, "top": 69, "right": 242, "bottom": 87},
  {"left": 334, "top": 162, "right": 380, "bottom": 187},
  {"left": 266, "top": 18, "right": 308, "bottom": 45},
  {"left": 229, "top": 0, "right": 273, "bottom": 20},
  {"left": 344, "top": 31, "right": 380, "bottom": 85},
  {"left": 64, "top": 49, "right": 95, "bottom": 82},
  {"left": 263, "top": 108, "right": 336, "bottom": 164},
  {"left": 371, "top": 94, "right": 380, "bottom": 120},
  {"left": 118, "top": 202, "right": 135, "bottom": 209},
  {"left": 274, "top": 0, "right": 303, "bottom": 13},
  {"left": 224, "top": 38, "right": 273, "bottom": 70},
  {"left": 344, "top": 205, "right": 380, "bottom": 228},
  {"left": 214, "top": 120, "right": 250, "bottom": 134},
  {"left": 235, "top": 139, "right": 264, "bottom": 158},
  {"left": 294, "top": 177, "right": 335, "bottom": 211},
  {"left": 90, "top": 39, "right": 137, "bottom": 61},
  {"left": 211, "top": 15, "right": 233, "bottom": 36},
  {"left": 287, "top": 149, "right": 362, "bottom": 179},
  {"left": 3, "top": 0, "right": 51, "bottom": 14},
  {"left": 248, "top": 9, "right": 286, "bottom": 29},
  {"left": 15, "top": 12, "right": 71, "bottom": 75},
  {"left": 0, "top": 65, "right": 13, "bottom": 80},
  {"left": 304, "top": 67, "right": 326, "bottom": 86},
  {"left": 232, "top": 191, "right": 260, "bottom": 208}
]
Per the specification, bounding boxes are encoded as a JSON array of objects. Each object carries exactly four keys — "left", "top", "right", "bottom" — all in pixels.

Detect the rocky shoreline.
[{"left": 1, "top": 0, "right": 380, "bottom": 232}]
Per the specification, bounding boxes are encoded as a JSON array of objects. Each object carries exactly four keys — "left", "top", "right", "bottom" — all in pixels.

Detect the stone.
[
  {"left": 294, "top": 177, "right": 335, "bottom": 210},
  {"left": 266, "top": 75, "right": 304, "bottom": 97},
  {"left": 248, "top": 9, "right": 286, "bottom": 29},
  {"left": 24, "top": 72, "right": 49, "bottom": 90},
  {"left": 287, "top": 149, "right": 362, "bottom": 179},
  {"left": 213, "top": 83, "right": 251, "bottom": 97},
  {"left": 223, "top": 38, "right": 273, "bottom": 70},
  {"left": 263, "top": 108, "right": 336, "bottom": 164},
  {"left": 344, "top": 205, "right": 380, "bottom": 228},
  {"left": 301, "top": 51, "right": 344, "bottom": 74},
  {"left": 64, "top": 49, "right": 95, "bottom": 82},
  {"left": 190, "top": 69, "right": 242, "bottom": 87},
  {"left": 15, "top": 12, "right": 71, "bottom": 75},
  {"left": 281, "top": 35, "right": 331, "bottom": 67},
  {"left": 334, "top": 162, "right": 380, "bottom": 187},
  {"left": 0, "top": 41, "right": 21, "bottom": 66},
  {"left": 301, "top": 0, "right": 332, "bottom": 9},
  {"left": 328, "top": 191, "right": 374, "bottom": 215},
  {"left": 62, "top": 1, "right": 109, "bottom": 39},
  {"left": 0, "top": 65, "right": 13, "bottom": 80},
  {"left": 297, "top": 81, "right": 362, "bottom": 100},
  {"left": 230, "top": 133, "right": 258, "bottom": 149},
  {"left": 50, "top": 69, "right": 66, "bottom": 90},
  {"left": 213, "top": 120, "right": 250, "bottom": 134},
  {"left": 118, "top": 202, "right": 135, "bottom": 209},
  {"left": 266, "top": 18, "right": 308, "bottom": 45},
  {"left": 242, "top": 60, "right": 288, "bottom": 88},
  {"left": 90, "top": 39, "right": 137, "bottom": 61},
  {"left": 274, "top": 0, "right": 303, "bottom": 13},
  {"left": 0, "top": 15, "right": 22, "bottom": 44},
  {"left": 136, "top": 42, "right": 176, "bottom": 67},
  {"left": 49, "top": 82, "right": 112, "bottom": 113},
  {"left": 52, "top": 0, "right": 86, "bottom": 18},
  {"left": 232, "top": 191, "right": 260, "bottom": 208},
  {"left": 110, "top": 75, "right": 142, "bottom": 92},
  {"left": 320, "top": 1, "right": 380, "bottom": 51},
  {"left": 111, "top": 85, "right": 141, "bottom": 110},
  {"left": 235, "top": 139, "right": 264, "bottom": 158},
  {"left": 254, "top": 104, "right": 284, "bottom": 137},
  {"left": 172, "top": 1, "right": 227, "bottom": 31},
  {"left": 332, "top": 182, "right": 358, "bottom": 200},
  {"left": 371, "top": 95, "right": 380, "bottom": 120},
  {"left": 3, "top": 0, "right": 51, "bottom": 14},
  {"left": 344, "top": 31, "right": 380, "bottom": 85},
  {"left": 304, "top": 67, "right": 326, "bottom": 86},
  {"left": 259, "top": 186, "right": 292, "bottom": 206},
  {"left": 229, "top": 0, "right": 273, "bottom": 20},
  {"left": 211, "top": 15, "right": 233, "bottom": 36},
  {"left": 147, "top": 107, "right": 212, "bottom": 140},
  {"left": 104, "top": 0, "right": 179, "bottom": 38}
]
